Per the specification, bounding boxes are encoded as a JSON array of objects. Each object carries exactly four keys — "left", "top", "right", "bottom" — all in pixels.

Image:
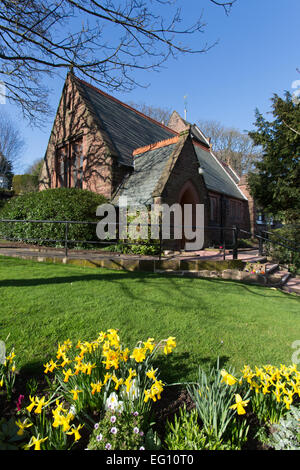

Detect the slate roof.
[
  {"left": 193, "top": 143, "right": 246, "bottom": 200},
  {"left": 73, "top": 75, "right": 246, "bottom": 202},
  {"left": 112, "top": 142, "right": 178, "bottom": 206},
  {"left": 75, "top": 77, "right": 176, "bottom": 167}
]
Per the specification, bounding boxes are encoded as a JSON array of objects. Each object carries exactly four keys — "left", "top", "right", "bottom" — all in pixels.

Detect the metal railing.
[
  {"left": 0, "top": 218, "right": 245, "bottom": 260},
  {"left": 3, "top": 219, "right": 298, "bottom": 263},
  {"left": 239, "top": 227, "right": 300, "bottom": 261}
]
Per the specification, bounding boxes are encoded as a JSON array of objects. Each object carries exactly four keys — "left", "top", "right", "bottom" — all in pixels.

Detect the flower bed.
[{"left": 1, "top": 331, "right": 300, "bottom": 451}]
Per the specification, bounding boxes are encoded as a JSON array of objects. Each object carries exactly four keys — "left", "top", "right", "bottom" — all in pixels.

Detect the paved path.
[
  {"left": 0, "top": 242, "right": 262, "bottom": 262},
  {"left": 0, "top": 243, "right": 299, "bottom": 294}
]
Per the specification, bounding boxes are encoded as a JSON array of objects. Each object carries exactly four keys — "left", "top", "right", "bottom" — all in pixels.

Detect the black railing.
[
  {"left": 0, "top": 218, "right": 245, "bottom": 260},
  {"left": 3, "top": 219, "right": 298, "bottom": 263},
  {"left": 239, "top": 228, "right": 300, "bottom": 258}
]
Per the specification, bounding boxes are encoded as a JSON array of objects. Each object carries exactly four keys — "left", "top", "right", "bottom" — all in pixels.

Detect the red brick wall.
[
  {"left": 238, "top": 175, "right": 257, "bottom": 235},
  {"left": 39, "top": 73, "right": 116, "bottom": 200}
]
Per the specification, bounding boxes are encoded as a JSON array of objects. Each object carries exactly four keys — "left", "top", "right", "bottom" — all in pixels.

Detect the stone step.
[
  {"left": 266, "top": 269, "right": 291, "bottom": 287},
  {"left": 282, "top": 276, "right": 300, "bottom": 295},
  {"left": 265, "top": 263, "right": 279, "bottom": 274}
]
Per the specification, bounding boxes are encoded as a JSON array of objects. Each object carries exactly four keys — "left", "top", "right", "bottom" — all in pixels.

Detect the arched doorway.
[{"left": 178, "top": 180, "right": 201, "bottom": 251}]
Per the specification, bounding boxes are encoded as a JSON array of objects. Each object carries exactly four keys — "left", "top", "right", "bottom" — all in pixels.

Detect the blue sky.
[{"left": 3, "top": 0, "right": 300, "bottom": 172}]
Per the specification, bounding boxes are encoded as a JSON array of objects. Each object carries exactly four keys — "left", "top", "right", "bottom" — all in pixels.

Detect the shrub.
[
  {"left": 12, "top": 174, "right": 39, "bottom": 195},
  {"left": 0, "top": 188, "right": 107, "bottom": 247},
  {"left": 268, "top": 406, "right": 300, "bottom": 450},
  {"left": 87, "top": 409, "right": 146, "bottom": 450},
  {"left": 265, "top": 225, "right": 300, "bottom": 274}
]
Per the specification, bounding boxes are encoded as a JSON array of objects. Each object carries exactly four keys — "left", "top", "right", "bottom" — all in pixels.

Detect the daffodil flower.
[
  {"left": 15, "top": 419, "right": 33, "bottom": 436},
  {"left": 66, "top": 424, "right": 84, "bottom": 442},
  {"left": 130, "top": 347, "right": 146, "bottom": 363},
  {"left": 220, "top": 369, "right": 237, "bottom": 386},
  {"left": 230, "top": 394, "right": 250, "bottom": 415},
  {"left": 34, "top": 396, "right": 49, "bottom": 414},
  {"left": 163, "top": 337, "right": 176, "bottom": 355},
  {"left": 70, "top": 389, "right": 83, "bottom": 400},
  {"left": 26, "top": 395, "right": 37, "bottom": 413},
  {"left": 25, "top": 435, "right": 48, "bottom": 450}
]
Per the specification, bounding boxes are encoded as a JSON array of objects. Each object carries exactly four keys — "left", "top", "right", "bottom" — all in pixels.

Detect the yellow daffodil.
[
  {"left": 66, "top": 424, "right": 84, "bottom": 442},
  {"left": 26, "top": 395, "right": 37, "bottom": 413},
  {"left": 121, "top": 348, "right": 130, "bottom": 362},
  {"left": 144, "top": 379, "right": 164, "bottom": 403},
  {"left": 34, "top": 396, "right": 49, "bottom": 414},
  {"left": 164, "top": 337, "right": 176, "bottom": 355},
  {"left": 143, "top": 338, "right": 155, "bottom": 353},
  {"left": 230, "top": 394, "right": 250, "bottom": 415},
  {"left": 146, "top": 367, "right": 158, "bottom": 381},
  {"left": 130, "top": 347, "right": 146, "bottom": 363},
  {"left": 220, "top": 369, "right": 237, "bottom": 386},
  {"left": 25, "top": 435, "right": 48, "bottom": 450},
  {"left": 70, "top": 389, "right": 82, "bottom": 401},
  {"left": 6, "top": 351, "right": 16, "bottom": 363},
  {"left": 111, "top": 375, "right": 124, "bottom": 391},
  {"left": 62, "top": 368, "right": 74, "bottom": 383},
  {"left": 103, "top": 372, "right": 112, "bottom": 385},
  {"left": 91, "top": 381, "right": 103, "bottom": 395},
  {"left": 15, "top": 419, "right": 33, "bottom": 436}
]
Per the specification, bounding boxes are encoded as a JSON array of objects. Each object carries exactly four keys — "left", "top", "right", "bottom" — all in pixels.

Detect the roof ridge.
[
  {"left": 132, "top": 136, "right": 180, "bottom": 156},
  {"left": 74, "top": 75, "right": 178, "bottom": 136}
]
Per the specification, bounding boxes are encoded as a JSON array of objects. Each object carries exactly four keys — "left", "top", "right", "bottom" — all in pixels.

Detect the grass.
[{"left": 0, "top": 255, "right": 299, "bottom": 384}]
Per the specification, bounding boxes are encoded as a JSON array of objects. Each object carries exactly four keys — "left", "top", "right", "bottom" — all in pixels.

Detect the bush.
[
  {"left": 0, "top": 188, "right": 107, "bottom": 247},
  {"left": 265, "top": 225, "right": 300, "bottom": 274},
  {"left": 12, "top": 174, "right": 39, "bottom": 195}
]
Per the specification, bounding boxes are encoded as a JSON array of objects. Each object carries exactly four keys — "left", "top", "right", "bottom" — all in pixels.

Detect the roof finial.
[{"left": 184, "top": 95, "right": 188, "bottom": 121}]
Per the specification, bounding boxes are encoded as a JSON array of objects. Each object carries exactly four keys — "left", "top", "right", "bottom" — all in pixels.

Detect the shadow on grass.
[
  {"left": 19, "top": 360, "right": 45, "bottom": 378},
  {"left": 153, "top": 352, "right": 231, "bottom": 385},
  {"left": 0, "top": 269, "right": 298, "bottom": 303}
]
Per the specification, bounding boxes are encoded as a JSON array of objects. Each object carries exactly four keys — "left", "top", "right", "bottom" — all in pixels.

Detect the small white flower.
[
  {"left": 133, "top": 427, "right": 139, "bottom": 434},
  {"left": 96, "top": 433, "right": 103, "bottom": 441},
  {"left": 111, "top": 427, "right": 117, "bottom": 434},
  {"left": 105, "top": 392, "right": 124, "bottom": 413}
]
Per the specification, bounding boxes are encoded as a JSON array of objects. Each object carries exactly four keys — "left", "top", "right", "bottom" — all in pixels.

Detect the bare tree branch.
[{"left": 0, "top": 0, "right": 237, "bottom": 125}]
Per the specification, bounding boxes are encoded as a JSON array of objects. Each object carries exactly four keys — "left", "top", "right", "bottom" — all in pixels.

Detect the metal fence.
[
  {"left": 0, "top": 218, "right": 244, "bottom": 260},
  {"left": 0, "top": 218, "right": 298, "bottom": 261}
]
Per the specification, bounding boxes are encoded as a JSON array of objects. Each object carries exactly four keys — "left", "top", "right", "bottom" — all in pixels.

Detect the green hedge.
[{"left": 0, "top": 188, "right": 107, "bottom": 247}]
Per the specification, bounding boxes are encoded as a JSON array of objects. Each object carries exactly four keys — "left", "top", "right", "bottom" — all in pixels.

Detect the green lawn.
[{"left": 0, "top": 255, "right": 299, "bottom": 383}]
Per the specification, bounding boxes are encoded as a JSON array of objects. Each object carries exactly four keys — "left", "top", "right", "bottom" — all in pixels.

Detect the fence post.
[
  {"left": 258, "top": 230, "right": 263, "bottom": 256},
  {"left": 159, "top": 217, "right": 162, "bottom": 261},
  {"left": 232, "top": 225, "right": 239, "bottom": 260},
  {"left": 65, "top": 222, "right": 69, "bottom": 258}
]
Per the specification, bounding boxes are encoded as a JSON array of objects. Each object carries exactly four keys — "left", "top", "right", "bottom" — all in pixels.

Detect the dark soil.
[{"left": 1, "top": 373, "right": 271, "bottom": 451}]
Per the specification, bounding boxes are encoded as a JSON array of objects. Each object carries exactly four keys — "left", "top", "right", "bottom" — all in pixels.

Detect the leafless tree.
[
  {"left": 0, "top": 0, "right": 237, "bottom": 125},
  {"left": 197, "top": 119, "right": 262, "bottom": 176},
  {"left": 128, "top": 101, "right": 172, "bottom": 125},
  {"left": 0, "top": 112, "right": 25, "bottom": 183}
]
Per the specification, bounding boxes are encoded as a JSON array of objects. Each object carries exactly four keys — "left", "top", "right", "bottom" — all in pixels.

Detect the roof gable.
[{"left": 112, "top": 140, "right": 179, "bottom": 206}]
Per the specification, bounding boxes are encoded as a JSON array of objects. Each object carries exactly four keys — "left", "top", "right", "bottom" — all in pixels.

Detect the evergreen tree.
[{"left": 248, "top": 92, "right": 300, "bottom": 222}]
